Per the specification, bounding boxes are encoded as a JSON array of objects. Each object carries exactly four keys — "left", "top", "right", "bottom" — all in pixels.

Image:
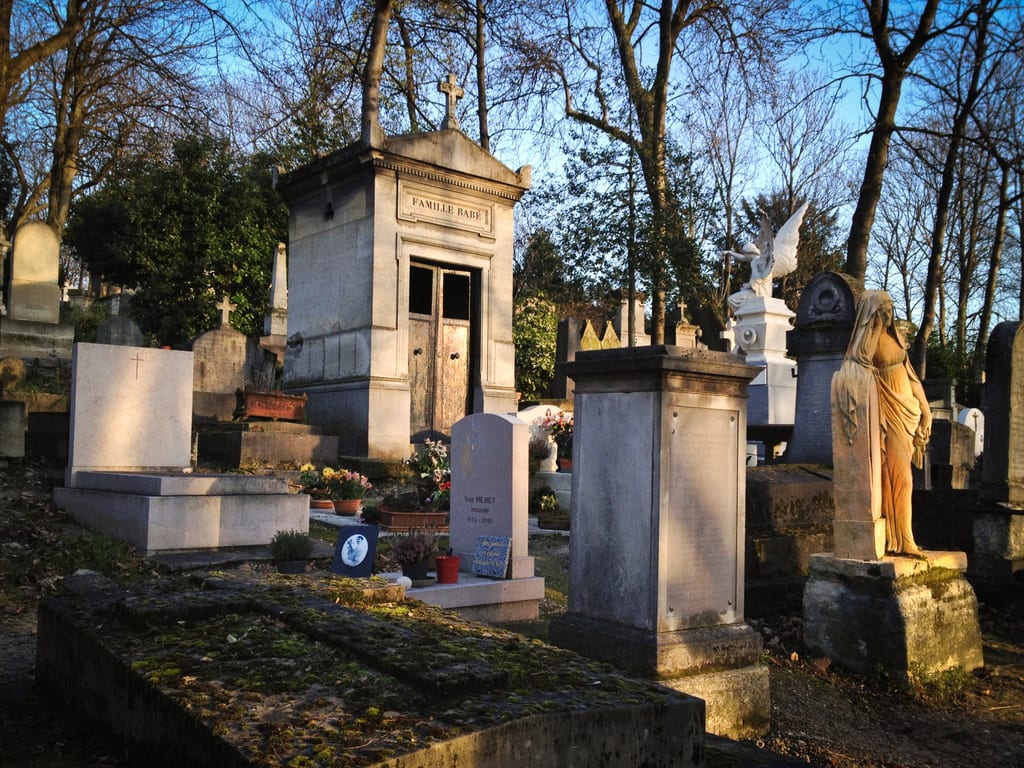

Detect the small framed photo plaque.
[{"left": 331, "top": 525, "right": 378, "bottom": 577}]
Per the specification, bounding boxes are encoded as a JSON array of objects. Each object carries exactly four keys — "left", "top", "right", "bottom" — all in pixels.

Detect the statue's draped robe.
[
  {"left": 875, "top": 343, "right": 924, "bottom": 554},
  {"left": 830, "top": 290, "right": 924, "bottom": 559}
]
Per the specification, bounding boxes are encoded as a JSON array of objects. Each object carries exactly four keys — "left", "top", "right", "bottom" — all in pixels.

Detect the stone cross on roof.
[
  {"left": 216, "top": 295, "right": 236, "bottom": 328},
  {"left": 438, "top": 73, "right": 464, "bottom": 131}
]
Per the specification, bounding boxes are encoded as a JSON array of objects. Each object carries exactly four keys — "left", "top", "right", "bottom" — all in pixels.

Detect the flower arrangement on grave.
[
  {"left": 296, "top": 465, "right": 372, "bottom": 501},
  {"left": 530, "top": 486, "right": 560, "bottom": 517},
  {"left": 390, "top": 528, "right": 439, "bottom": 566},
  {"left": 404, "top": 439, "right": 451, "bottom": 509},
  {"left": 325, "top": 468, "right": 373, "bottom": 501},
  {"left": 542, "top": 409, "right": 574, "bottom": 459},
  {"left": 296, "top": 463, "right": 328, "bottom": 494}
]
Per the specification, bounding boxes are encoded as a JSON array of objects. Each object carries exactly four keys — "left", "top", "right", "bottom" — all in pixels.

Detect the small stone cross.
[
  {"left": 678, "top": 300, "right": 688, "bottom": 322},
  {"left": 438, "top": 73, "right": 464, "bottom": 131},
  {"left": 129, "top": 352, "right": 144, "bottom": 380},
  {"left": 216, "top": 295, "right": 236, "bottom": 328}
]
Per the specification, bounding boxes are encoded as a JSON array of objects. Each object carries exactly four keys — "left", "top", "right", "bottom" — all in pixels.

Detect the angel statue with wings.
[{"left": 722, "top": 201, "right": 809, "bottom": 315}]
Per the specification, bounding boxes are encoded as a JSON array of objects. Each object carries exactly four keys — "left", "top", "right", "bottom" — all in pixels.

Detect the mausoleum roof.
[{"left": 276, "top": 129, "right": 531, "bottom": 202}]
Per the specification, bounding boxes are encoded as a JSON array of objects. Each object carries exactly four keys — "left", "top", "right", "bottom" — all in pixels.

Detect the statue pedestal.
[
  {"left": 803, "top": 551, "right": 983, "bottom": 681},
  {"left": 733, "top": 296, "right": 796, "bottom": 426}
]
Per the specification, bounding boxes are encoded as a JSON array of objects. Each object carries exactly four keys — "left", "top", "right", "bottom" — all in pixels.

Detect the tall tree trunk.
[
  {"left": 974, "top": 163, "right": 1010, "bottom": 381},
  {"left": 845, "top": 0, "right": 943, "bottom": 282},
  {"left": 846, "top": 71, "right": 905, "bottom": 282},
  {"left": 394, "top": 12, "right": 419, "bottom": 133},
  {"left": 361, "top": 0, "right": 393, "bottom": 148},
  {"left": 909, "top": 3, "right": 990, "bottom": 376},
  {"left": 475, "top": 0, "right": 489, "bottom": 151}
]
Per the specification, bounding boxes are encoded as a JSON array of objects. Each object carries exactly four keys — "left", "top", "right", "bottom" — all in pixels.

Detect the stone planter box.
[
  {"left": 244, "top": 391, "right": 307, "bottom": 422},
  {"left": 378, "top": 509, "right": 448, "bottom": 532},
  {"left": 537, "top": 513, "right": 570, "bottom": 531}
]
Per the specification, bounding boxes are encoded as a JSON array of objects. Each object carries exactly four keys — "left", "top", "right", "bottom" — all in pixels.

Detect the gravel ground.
[{"left": 1, "top": 457, "right": 1022, "bottom": 767}]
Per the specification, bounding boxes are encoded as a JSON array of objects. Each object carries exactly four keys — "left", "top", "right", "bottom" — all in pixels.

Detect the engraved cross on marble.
[
  {"left": 438, "top": 73, "right": 464, "bottom": 131},
  {"left": 216, "top": 295, "right": 236, "bottom": 328}
]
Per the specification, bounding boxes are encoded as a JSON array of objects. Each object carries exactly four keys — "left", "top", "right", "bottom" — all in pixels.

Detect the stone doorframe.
[{"left": 398, "top": 235, "right": 494, "bottom": 439}]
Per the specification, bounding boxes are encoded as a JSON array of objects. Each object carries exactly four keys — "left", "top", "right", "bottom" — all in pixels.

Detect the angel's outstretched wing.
[{"left": 771, "top": 201, "right": 809, "bottom": 279}]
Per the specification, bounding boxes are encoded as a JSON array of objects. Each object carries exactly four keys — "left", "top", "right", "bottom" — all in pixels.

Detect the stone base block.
[
  {"left": 530, "top": 469, "right": 572, "bottom": 511},
  {"left": 833, "top": 518, "right": 885, "bottom": 560},
  {"left": 0, "top": 399, "right": 26, "bottom": 457},
  {"left": 0, "top": 317, "right": 74, "bottom": 360},
  {"left": 803, "top": 551, "right": 984, "bottom": 680},
  {"left": 196, "top": 428, "right": 339, "bottom": 468},
  {"left": 970, "top": 507, "right": 1024, "bottom": 581},
  {"left": 53, "top": 472, "right": 309, "bottom": 552},
  {"left": 661, "top": 664, "right": 770, "bottom": 740},
  {"left": 38, "top": 573, "right": 704, "bottom": 768},
  {"left": 550, "top": 613, "right": 768, "bottom": 738},
  {"left": 396, "top": 572, "right": 546, "bottom": 622}
]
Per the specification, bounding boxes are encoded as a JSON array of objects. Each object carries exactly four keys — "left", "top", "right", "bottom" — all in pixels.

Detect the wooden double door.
[{"left": 408, "top": 262, "right": 474, "bottom": 441}]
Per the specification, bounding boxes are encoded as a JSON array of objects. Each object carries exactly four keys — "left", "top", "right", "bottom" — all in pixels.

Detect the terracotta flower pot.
[{"left": 332, "top": 498, "right": 361, "bottom": 516}]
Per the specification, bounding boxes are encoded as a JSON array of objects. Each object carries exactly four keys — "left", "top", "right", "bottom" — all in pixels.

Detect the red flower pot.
[{"left": 434, "top": 555, "right": 461, "bottom": 584}]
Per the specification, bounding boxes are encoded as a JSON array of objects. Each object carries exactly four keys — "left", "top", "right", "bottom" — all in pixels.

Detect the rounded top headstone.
[
  {"left": 12, "top": 222, "right": 60, "bottom": 282},
  {"left": 795, "top": 272, "right": 861, "bottom": 328}
]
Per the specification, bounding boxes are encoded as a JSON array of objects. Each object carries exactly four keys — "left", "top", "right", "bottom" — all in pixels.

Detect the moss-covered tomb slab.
[{"left": 37, "top": 572, "right": 704, "bottom": 767}]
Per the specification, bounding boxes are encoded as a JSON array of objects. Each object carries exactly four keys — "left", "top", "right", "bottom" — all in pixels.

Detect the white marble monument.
[{"left": 53, "top": 343, "right": 308, "bottom": 552}]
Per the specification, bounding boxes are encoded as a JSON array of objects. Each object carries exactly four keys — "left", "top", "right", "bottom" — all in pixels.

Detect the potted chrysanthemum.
[{"left": 325, "top": 468, "right": 372, "bottom": 516}]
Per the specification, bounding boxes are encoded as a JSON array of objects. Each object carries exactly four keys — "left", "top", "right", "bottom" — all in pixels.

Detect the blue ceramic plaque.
[{"left": 472, "top": 535, "right": 511, "bottom": 579}]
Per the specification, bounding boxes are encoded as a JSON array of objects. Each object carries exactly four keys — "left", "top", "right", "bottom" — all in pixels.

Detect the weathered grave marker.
[{"left": 449, "top": 413, "right": 533, "bottom": 579}]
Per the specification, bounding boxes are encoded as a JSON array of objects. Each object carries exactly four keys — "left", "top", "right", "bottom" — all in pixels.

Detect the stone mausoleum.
[{"left": 276, "top": 106, "right": 530, "bottom": 459}]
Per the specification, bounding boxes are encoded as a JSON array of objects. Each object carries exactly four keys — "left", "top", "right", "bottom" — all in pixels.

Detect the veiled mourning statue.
[{"left": 832, "top": 290, "right": 932, "bottom": 556}]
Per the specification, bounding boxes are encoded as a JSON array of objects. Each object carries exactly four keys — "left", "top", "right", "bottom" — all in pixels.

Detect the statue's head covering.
[{"left": 845, "top": 290, "right": 904, "bottom": 366}]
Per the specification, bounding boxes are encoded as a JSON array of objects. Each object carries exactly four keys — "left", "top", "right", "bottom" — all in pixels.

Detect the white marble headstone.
[
  {"left": 8, "top": 222, "right": 61, "bottom": 323},
  {"left": 66, "top": 343, "right": 194, "bottom": 486},
  {"left": 449, "top": 413, "right": 533, "bottom": 578},
  {"left": 516, "top": 404, "right": 559, "bottom": 472}
]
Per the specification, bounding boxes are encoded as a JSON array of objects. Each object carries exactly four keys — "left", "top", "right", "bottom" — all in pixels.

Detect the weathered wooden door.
[{"left": 409, "top": 263, "right": 472, "bottom": 441}]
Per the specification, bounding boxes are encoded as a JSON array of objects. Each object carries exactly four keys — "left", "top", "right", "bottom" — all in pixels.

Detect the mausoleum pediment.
[{"left": 384, "top": 130, "right": 530, "bottom": 190}]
